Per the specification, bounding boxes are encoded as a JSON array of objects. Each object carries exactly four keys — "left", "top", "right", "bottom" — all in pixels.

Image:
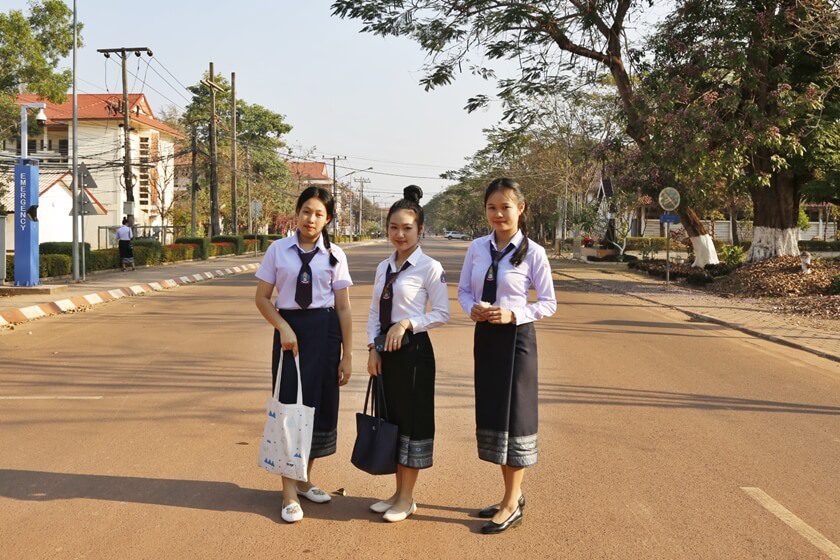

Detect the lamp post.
[{"left": 14, "top": 103, "right": 47, "bottom": 286}]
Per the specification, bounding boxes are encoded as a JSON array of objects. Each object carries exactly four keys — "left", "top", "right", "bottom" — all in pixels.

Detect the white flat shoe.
[
  {"left": 281, "top": 502, "right": 304, "bottom": 523},
  {"left": 369, "top": 500, "right": 393, "bottom": 513},
  {"left": 383, "top": 502, "right": 417, "bottom": 523},
  {"left": 297, "top": 486, "right": 331, "bottom": 503}
]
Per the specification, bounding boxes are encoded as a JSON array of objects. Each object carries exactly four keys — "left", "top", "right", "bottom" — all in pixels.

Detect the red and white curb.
[{"left": 0, "top": 263, "right": 259, "bottom": 329}]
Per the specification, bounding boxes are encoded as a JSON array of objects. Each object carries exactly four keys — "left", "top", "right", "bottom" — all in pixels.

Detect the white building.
[{"left": 2, "top": 93, "right": 182, "bottom": 251}]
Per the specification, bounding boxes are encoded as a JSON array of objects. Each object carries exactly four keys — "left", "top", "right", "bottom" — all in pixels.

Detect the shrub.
[
  {"left": 132, "top": 238, "right": 163, "bottom": 262},
  {"left": 244, "top": 239, "right": 258, "bottom": 252},
  {"left": 163, "top": 243, "right": 196, "bottom": 262},
  {"left": 799, "top": 240, "right": 840, "bottom": 252},
  {"left": 175, "top": 236, "right": 210, "bottom": 260},
  {"left": 133, "top": 246, "right": 160, "bottom": 266},
  {"left": 209, "top": 242, "right": 236, "bottom": 257},
  {"left": 4, "top": 255, "right": 12, "bottom": 282},
  {"left": 829, "top": 274, "right": 840, "bottom": 295},
  {"left": 626, "top": 237, "right": 666, "bottom": 259},
  {"left": 40, "top": 242, "right": 91, "bottom": 258},
  {"left": 211, "top": 235, "right": 245, "bottom": 254},
  {"left": 88, "top": 249, "right": 119, "bottom": 271},
  {"left": 42, "top": 254, "right": 72, "bottom": 277},
  {"left": 719, "top": 244, "right": 746, "bottom": 266}
]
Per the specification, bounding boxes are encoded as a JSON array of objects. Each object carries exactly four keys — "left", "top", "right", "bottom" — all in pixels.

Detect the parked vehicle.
[{"left": 445, "top": 231, "right": 469, "bottom": 240}]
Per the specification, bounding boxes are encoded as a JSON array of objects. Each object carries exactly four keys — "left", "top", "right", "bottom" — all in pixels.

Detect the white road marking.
[
  {"left": 0, "top": 396, "right": 103, "bottom": 400},
  {"left": 741, "top": 487, "right": 840, "bottom": 559}
]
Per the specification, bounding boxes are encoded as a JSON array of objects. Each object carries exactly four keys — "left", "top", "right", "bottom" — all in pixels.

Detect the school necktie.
[
  {"left": 481, "top": 242, "right": 515, "bottom": 304},
  {"left": 295, "top": 248, "right": 317, "bottom": 309},
  {"left": 379, "top": 260, "right": 412, "bottom": 333}
]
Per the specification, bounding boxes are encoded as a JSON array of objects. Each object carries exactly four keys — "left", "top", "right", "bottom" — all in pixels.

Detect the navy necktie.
[
  {"left": 295, "top": 248, "right": 317, "bottom": 309},
  {"left": 379, "top": 260, "right": 411, "bottom": 334},
  {"left": 481, "top": 243, "right": 515, "bottom": 304}
]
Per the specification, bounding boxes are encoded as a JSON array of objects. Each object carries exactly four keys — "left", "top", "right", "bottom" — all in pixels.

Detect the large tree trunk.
[
  {"left": 747, "top": 173, "right": 801, "bottom": 261},
  {"left": 678, "top": 207, "right": 720, "bottom": 268}
]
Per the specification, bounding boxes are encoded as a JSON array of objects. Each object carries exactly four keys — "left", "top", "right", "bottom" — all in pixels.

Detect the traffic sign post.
[{"left": 658, "top": 188, "right": 681, "bottom": 287}]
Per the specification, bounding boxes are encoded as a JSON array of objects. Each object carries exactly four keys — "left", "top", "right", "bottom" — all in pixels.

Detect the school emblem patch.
[
  {"left": 299, "top": 271, "right": 311, "bottom": 284},
  {"left": 486, "top": 269, "right": 494, "bottom": 282}
]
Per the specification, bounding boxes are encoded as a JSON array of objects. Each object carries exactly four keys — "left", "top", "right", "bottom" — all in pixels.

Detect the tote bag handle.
[
  {"left": 362, "top": 376, "right": 389, "bottom": 419},
  {"left": 273, "top": 349, "right": 304, "bottom": 406}
]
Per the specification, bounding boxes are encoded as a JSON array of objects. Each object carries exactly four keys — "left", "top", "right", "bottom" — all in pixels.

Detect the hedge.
[
  {"left": 133, "top": 238, "right": 163, "bottom": 262},
  {"left": 163, "top": 243, "right": 196, "bottom": 262},
  {"left": 209, "top": 242, "right": 236, "bottom": 257},
  {"left": 4, "top": 254, "right": 72, "bottom": 281},
  {"left": 175, "top": 237, "right": 210, "bottom": 260},
  {"left": 799, "top": 239, "right": 840, "bottom": 252},
  {"left": 211, "top": 235, "right": 245, "bottom": 254},
  {"left": 40, "top": 241, "right": 91, "bottom": 258}
]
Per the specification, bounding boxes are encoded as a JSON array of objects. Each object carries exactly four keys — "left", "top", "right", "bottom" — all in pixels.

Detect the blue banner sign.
[{"left": 14, "top": 163, "right": 39, "bottom": 286}]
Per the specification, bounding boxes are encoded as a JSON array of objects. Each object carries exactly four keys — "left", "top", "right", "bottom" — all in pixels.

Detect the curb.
[
  {"left": 0, "top": 263, "right": 259, "bottom": 330},
  {"left": 553, "top": 267, "right": 840, "bottom": 364}
]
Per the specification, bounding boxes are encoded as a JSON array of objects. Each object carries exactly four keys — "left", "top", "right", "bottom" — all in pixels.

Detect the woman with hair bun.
[
  {"left": 457, "top": 178, "right": 557, "bottom": 534},
  {"left": 254, "top": 186, "right": 354, "bottom": 524},
  {"left": 365, "top": 185, "right": 450, "bottom": 522}
]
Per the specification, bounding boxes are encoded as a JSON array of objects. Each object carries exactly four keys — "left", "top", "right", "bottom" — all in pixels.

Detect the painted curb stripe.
[
  {"left": 54, "top": 299, "right": 77, "bottom": 312},
  {"left": 83, "top": 294, "right": 104, "bottom": 305},
  {"left": 148, "top": 282, "right": 164, "bottom": 291},
  {"left": 129, "top": 285, "right": 145, "bottom": 295},
  {"left": 20, "top": 306, "right": 46, "bottom": 320},
  {"left": 108, "top": 289, "right": 125, "bottom": 299}
]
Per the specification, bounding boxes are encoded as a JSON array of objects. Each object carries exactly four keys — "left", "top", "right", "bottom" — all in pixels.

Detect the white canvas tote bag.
[{"left": 258, "top": 350, "right": 314, "bottom": 481}]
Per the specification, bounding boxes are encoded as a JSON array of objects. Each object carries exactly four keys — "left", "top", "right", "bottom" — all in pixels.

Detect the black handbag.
[{"left": 351, "top": 376, "right": 399, "bottom": 475}]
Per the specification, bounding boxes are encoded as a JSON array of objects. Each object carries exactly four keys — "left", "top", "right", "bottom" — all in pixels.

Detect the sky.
[{"left": 6, "top": 0, "right": 672, "bottom": 205}]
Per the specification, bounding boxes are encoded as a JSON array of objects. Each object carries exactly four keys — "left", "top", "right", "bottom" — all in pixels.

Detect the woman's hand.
[
  {"left": 470, "top": 304, "right": 489, "bottom": 322},
  {"left": 386, "top": 320, "right": 409, "bottom": 351},
  {"left": 338, "top": 355, "right": 352, "bottom": 386},
  {"left": 367, "top": 349, "right": 382, "bottom": 376},
  {"left": 485, "top": 306, "right": 515, "bottom": 325},
  {"left": 277, "top": 323, "right": 299, "bottom": 356}
]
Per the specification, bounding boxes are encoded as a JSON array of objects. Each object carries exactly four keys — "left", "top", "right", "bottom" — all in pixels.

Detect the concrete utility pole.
[
  {"left": 322, "top": 155, "right": 345, "bottom": 236},
  {"left": 190, "top": 126, "right": 198, "bottom": 235},
  {"left": 97, "top": 47, "right": 153, "bottom": 228},
  {"left": 202, "top": 63, "right": 224, "bottom": 236},
  {"left": 245, "top": 146, "right": 252, "bottom": 235},
  {"left": 71, "top": 0, "right": 79, "bottom": 280},
  {"left": 230, "top": 72, "right": 237, "bottom": 234},
  {"left": 354, "top": 176, "right": 370, "bottom": 236}
]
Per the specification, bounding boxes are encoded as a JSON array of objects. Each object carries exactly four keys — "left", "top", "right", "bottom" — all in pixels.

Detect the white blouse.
[
  {"left": 366, "top": 246, "right": 450, "bottom": 344},
  {"left": 255, "top": 233, "right": 353, "bottom": 310}
]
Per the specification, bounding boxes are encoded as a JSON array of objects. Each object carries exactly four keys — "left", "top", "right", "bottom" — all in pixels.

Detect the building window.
[{"left": 58, "top": 139, "right": 68, "bottom": 157}]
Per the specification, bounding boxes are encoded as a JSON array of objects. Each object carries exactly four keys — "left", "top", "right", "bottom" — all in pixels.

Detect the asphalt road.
[{"left": 1, "top": 239, "right": 838, "bottom": 560}]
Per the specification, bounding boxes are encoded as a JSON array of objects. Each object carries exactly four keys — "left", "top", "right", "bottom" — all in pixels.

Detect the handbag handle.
[
  {"left": 273, "top": 349, "right": 304, "bottom": 406},
  {"left": 362, "top": 376, "right": 389, "bottom": 420}
]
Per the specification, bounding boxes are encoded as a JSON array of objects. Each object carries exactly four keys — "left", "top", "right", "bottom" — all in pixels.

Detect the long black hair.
[
  {"left": 387, "top": 185, "right": 424, "bottom": 227},
  {"left": 484, "top": 177, "right": 529, "bottom": 266},
  {"left": 296, "top": 186, "right": 338, "bottom": 266}
]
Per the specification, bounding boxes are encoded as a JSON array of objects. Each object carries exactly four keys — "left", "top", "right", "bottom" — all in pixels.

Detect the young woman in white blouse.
[
  {"left": 366, "top": 185, "right": 450, "bottom": 523},
  {"left": 255, "top": 187, "right": 354, "bottom": 523},
  {"left": 457, "top": 178, "right": 557, "bottom": 534}
]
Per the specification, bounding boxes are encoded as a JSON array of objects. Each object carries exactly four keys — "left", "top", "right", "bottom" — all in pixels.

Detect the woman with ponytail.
[
  {"left": 457, "top": 178, "right": 557, "bottom": 534},
  {"left": 365, "top": 185, "right": 450, "bottom": 522},
  {"left": 254, "top": 186, "right": 354, "bottom": 523}
]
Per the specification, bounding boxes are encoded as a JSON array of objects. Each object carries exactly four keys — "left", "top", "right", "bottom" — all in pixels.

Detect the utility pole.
[
  {"left": 230, "top": 71, "right": 237, "bottom": 234},
  {"left": 245, "top": 145, "right": 252, "bottom": 235},
  {"left": 322, "top": 155, "right": 345, "bottom": 236},
  {"left": 354, "top": 176, "right": 370, "bottom": 236},
  {"left": 190, "top": 126, "right": 198, "bottom": 235},
  {"left": 202, "top": 63, "right": 224, "bottom": 237},
  {"left": 97, "top": 47, "right": 153, "bottom": 228},
  {"left": 71, "top": 0, "right": 79, "bottom": 281}
]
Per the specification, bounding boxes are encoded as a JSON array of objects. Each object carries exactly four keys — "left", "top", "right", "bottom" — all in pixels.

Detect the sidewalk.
[{"left": 553, "top": 257, "right": 840, "bottom": 363}]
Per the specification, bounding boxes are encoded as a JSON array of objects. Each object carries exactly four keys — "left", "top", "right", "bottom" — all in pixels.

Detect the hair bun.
[{"left": 403, "top": 185, "right": 423, "bottom": 203}]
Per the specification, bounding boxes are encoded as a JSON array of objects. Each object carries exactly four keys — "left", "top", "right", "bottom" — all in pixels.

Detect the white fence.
[{"left": 640, "top": 219, "right": 837, "bottom": 241}]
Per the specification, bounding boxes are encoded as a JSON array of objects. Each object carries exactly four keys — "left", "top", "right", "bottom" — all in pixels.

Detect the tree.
[
  {"left": 644, "top": 0, "right": 839, "bottom": 261},
  {"left": 332, "top": 0, "right": 721, "bottom": 265}
]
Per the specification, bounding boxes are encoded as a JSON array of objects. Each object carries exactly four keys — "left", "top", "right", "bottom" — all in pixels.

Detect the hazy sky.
[{"left": 7, "top": 0, "right": 670, "bottom": 204}]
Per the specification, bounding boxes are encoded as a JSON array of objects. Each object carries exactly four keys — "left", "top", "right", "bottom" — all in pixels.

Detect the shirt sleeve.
[
  {"left": 408, "top": 261, "right": 450, "bottom": 334},
  {"left": 255, "top": 243, "right": 277, "bottom": 285},
  {"left": 331, "top": 247, "right": 353, "bottom": 292},
  {"left": 510, "top": 246, "right": 558, "bottom": 325},
  {"left": 457, "top": 241, "right": 478, "bottom": 316},
  {"left": 366, "top": 263, "right": 385, "bottom": 345}
]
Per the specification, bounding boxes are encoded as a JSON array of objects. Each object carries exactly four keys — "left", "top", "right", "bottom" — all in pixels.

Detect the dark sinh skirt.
[
  {"left": 379, "top": 330, "right": 436, "bottom": 469},
  {"left": 272, "top": 307, "right": 342, "bottom": 458},
  {"left": 474, "top": 321, "right": 538, "bottom": 467},
  {"left": 118, "top": 240, "right": 133, "bottom": 261}
]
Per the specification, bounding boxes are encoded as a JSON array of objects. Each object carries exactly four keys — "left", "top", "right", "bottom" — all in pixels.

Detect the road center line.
[
  {"left": 0, "top": 396, "right": 104, "bottom": 400},
  {"left": 741, "top": 487, "right": 840, "bottom": 559}
]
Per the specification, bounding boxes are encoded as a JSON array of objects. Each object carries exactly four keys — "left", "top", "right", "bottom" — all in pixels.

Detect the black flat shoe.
[
  {"left": 480, "top": 505, "right": 523, "bottom": 534},
  {"left": 477, "top": 495, "right": 525, "bottom": 519}
]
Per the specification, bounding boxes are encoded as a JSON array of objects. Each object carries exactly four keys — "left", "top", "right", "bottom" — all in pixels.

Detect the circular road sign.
[{"left": 658, "top": 187, "right": 681, "bottom": 212}]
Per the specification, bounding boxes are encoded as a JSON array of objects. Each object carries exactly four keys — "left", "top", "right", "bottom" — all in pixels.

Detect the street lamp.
[{"left": 13, "top": 102, "right": 47, "bottom": 286}]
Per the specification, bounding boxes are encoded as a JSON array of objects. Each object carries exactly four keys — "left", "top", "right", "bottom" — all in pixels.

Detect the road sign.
[
  {"left": 659, "top": 213, "right": 680, "bottom": 224},
  {"left": 78, "top": 163, "right": 98, "bottom": 189},
  {"left": 658, "top": 187, "right": 680, "bottom": 211},
  {"left": 250, "top": 200, "right": 262, "bottom": 218}
]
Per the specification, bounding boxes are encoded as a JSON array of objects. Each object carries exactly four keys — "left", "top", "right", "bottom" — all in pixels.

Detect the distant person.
[
  {"left": 116, "top": 218, "right": 135, "bottom": 272},
  {"left": 457, "top": 178, "right": 557, "bottom": 534},
  {"left": 365, "top": 185, "right": 450, "bottom": 522},
  {"left": 254, "top": 187, "right": 354, "bottom": 524}
]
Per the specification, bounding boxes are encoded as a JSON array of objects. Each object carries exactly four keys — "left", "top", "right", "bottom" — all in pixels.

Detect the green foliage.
[
  {"left": 209, "top": 242, "right": 236, "bottom": 257},
  {"left": 829, "top": 274, "right": 840, "bottom": 295},
  {"left": 211, "top": 235, "right": 245, "bottom": 254},
  {"left": 87, "top": 249, "right": 119, "bottom": 271},
  {"left": 0, "top": 1, "right": 81, "bottom": 130},
  {"left": 40, "top": 242, "right": 90, "bottom": 258},
  {"left": 799, "top": 239, "right": 840, "bottom": 252},
  {"left": 719, "top": 244, "right": 746, "bottom": 266},
  {"left": 41, "top": 253, "right": 71, "bottom": 277},
  {"left": 175, "top": 236, "right": 210, "bottom": 260},
  {"left": 132, "top": 238, "right": 163, "bottom": 262},
  {"left": 626, "top": 237, "right": 667, "bottom": 259},
  {"left": 798, "top": 207, "right": 811, "bottom": 231},
  {"left": 162, "top": 243, "right": 195, "bottom": 262}
]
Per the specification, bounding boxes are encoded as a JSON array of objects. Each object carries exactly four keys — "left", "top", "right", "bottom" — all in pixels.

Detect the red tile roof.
[
  {"left": 288, "top": 161, "right": 331, "bottom": 181},
  {"left": 16, "top": 94, "right": 184, "bottom": 138}
]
